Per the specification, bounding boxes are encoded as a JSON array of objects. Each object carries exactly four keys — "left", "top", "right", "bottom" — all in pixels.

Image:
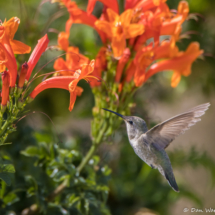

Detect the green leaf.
[
  {"left": 21, "top": 146, "right": 40, "bottom": 157},
  {"left": 25, "top": 175, "right": 38, "bottom": 197},
  {"left": 66, "top": 194, "right": 81, "bottom": 207},
  {"left": 47, "top": 203, "right": 69, "bottom": 215},
  {"left": 3, "top": 192, "right": 19, "bottom": 205},
  {"left": 0, "top": 164, "right": 15, "bottom": 173},
  {"left": 0, "top": 173, "right": 12, "bottom": 186},
  {"left": 0, "top": 163, "right": 15, "bottom": 185}
]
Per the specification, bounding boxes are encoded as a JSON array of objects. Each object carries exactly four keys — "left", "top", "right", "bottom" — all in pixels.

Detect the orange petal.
[
  {"left": 79, "top": 60, "right": 95, "bottom": 79},
  {"left": 10, "top": 40, "right": 31, "bottom": 54},
  {"left": 154, "top": 38, "right": 178, "bottom": 59},
  {"left": 171, "top": 72, "right": 181, "bottom": 87},
  {"left": 4, "top": 17, "right": 20, "bottom": 40},
  {"left": 75, "top": 86, "right": 83, "bottom": 96},
  {"left": 120, "top": 9, "right": 133, "bottom": 27},
  {"left": 160, "top": 16, "right": 183, "bottom": 36},
  {"left": 69, "top": 91, "right": 77, "bottom": 111},
  {"left": 185, "top": 42, "right": 201, "bottom": 55},
  {"left": 95, "top": 20, "right": 112, "bottom": 38},
  {"left": 125, "top": 24, "right": 144, "bottom": 38},
  {"left": 182, "top": 65, "right": 192, "bottom": 76},
  {"left": 53, "top": 58, "right": 68, "bottom": 73},
  {"left": 178, "top": 1, "right": 189, "bottom": 22},
  {"left": 107, "top": 8, "right": 119, "bottom": 22},
  {"left": 0, "top": 64, "right": 6, "bottom": 73},
  {"left": 69, "top": 79, "right": 79, "bottom": 92},
  {"left": 58, "top": 32, "right": 69, "bottom": 51},
  {"left": 0, "top": 27, "right": 17, "bottom": 87}
]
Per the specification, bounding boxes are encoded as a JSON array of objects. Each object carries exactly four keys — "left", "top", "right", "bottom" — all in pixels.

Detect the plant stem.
[
  {"left": 77, "top": 144, "right": 97, "bottom": 173},
  {"left": 0, "top": 117, "right": 11, "bottom": 136},
  {"left": 47, "top": 178, "right": 69, "bottom": 202}
]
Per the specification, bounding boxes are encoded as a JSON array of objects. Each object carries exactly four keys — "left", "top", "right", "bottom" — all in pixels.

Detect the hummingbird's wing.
[{"left": 145, "top": 103, "right": 210, "bottom": 149}]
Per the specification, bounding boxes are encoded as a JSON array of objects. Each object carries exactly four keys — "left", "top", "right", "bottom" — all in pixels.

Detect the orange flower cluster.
[
  {"left": 53, "top": 0, "right": 203, "bottom": 93},
  {"left": 0, "top": 17, "right": 98, "bottom": 112},
  {"left": 1, "top": 0, "right": 204, "bottom": 113}
]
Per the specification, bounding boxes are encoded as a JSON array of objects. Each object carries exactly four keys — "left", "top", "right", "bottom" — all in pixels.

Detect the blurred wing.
[{"left": 146, "top": 103, "right": 210, "bottom": 149}]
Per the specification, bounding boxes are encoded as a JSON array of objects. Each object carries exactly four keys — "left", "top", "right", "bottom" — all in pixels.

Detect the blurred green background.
[{"left": 0, "top": 0, "right": 215, "bottom": 214}]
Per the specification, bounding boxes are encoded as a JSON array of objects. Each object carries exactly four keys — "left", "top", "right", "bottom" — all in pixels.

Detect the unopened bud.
[
  {"left": 18, "top": 62, "right": 28, "bottom": 88},
  {"left": 1, "top": 71, "right": 10, "bottom": 107}
]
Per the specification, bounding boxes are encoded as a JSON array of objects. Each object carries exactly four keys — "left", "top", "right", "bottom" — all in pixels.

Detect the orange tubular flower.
[
  {"left": 0, "top": 17, "right": 31, "bottom": 87},
  {"left": 145, "top": 42, "right": 203, "bottom": 87},
  {"left": 62, "top": 0, "right": 106, "bottom": 43},
  {"left": 135, "top": 0, "right": 167, "bottom": 11},
  {"left": 1, "top": 71, "right": 10, "bottom": 110},
  {"left": 125, "top": 39, "right": 178, "bottom": 86},
  {"left": 95, "top": 9, "right": 144, "bottom": 58},
  {"left": 68, "top": 60, "right": 97, "bottom": 111},
  {"left": 87, "top": 0, "right": 119, "bottom": 15},
  {"left": 54, "top": 46, "right": 89, "bottom": 76},
  {"left": 2, "top": 17, "right": 31, "bottom": 54},
  {"left": 134, "top": 44, "right": 154, "bottom": 86},
  {"left": 134, "top": 2, "right": 188, "bottom": 50},
  {"left": 90, "top": 47, "right": 107, "bottom": 87},
  {"left": 115, "top": 48, "right": 130, "bottom": 82},
  {"left": 26, "top": 34, "right": 49, "bottom": 81},
  {"left": 177, "top": 1, "right": 189, "bottom": 22},
  {"left": 30, "top": 76, "right": 77, "bottom": 99},
  {"left": 0, "top": 28, "right": 17, "bottom": 87}
]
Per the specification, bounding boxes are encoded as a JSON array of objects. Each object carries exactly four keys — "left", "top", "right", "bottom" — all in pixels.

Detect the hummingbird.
[{"left": 103, "top": 103, "right": 210, "bottom": 192}]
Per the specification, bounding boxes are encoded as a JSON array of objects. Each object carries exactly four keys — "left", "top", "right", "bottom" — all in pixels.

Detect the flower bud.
[
  {"left": 18, "top": 62, "right": 28, "bottom": 88},
  {"left": 1, "top": 71, "right": 10, "bottom": 112}
]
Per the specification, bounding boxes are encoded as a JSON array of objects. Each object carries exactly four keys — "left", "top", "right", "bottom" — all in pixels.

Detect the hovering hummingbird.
[{"left": 103, "top": 103, "right": 210, "bottom": 192}]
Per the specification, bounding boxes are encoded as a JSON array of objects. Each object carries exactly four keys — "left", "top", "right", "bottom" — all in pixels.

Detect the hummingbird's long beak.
[{"left": 102, "top": 108, "right": 125, "bottom": 120}]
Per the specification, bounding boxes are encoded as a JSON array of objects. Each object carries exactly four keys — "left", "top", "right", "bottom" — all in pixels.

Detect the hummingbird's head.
[{"left": 102, "top": 109, "right": 148, "bottom": 140}]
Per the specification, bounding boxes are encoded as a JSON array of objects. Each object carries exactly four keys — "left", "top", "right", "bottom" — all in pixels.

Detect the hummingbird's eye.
[{"left": 128, "top": 121, "right": 133, "bottom": 125}]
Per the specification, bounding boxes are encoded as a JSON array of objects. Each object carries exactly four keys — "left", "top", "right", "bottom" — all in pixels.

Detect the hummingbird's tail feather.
[
  {"left": 164, "top": 170, "right": 179, "bottom": 192},
  {"left": 158, "top": 165, "right": 179, "bottom": 192}
]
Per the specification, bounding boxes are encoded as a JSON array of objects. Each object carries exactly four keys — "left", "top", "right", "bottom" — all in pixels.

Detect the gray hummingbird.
[{"left": 103, "top": 103, "right": 210, "bottom": 192}]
